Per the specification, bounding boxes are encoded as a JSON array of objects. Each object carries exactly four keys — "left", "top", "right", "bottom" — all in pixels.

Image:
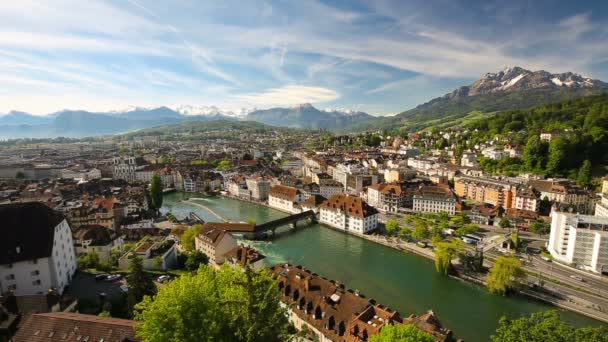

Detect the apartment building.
[
  {"left": 0, "top": 203, "right": 77, "bottom": 295},
  {"left": 454, "top": 176, "right": 516, "bottom": 209},
  {"left": 195, "top": 223, "right": 238, "bottom": 267},
  {"left": 412, "top": 184, "right": 457, "bottom": 215},
  {"left": 548, "top": 212, "right": 608, "bottom": 273},
  {"left": 514, "top": 187, "right": 540, "bottom": 212},
  {"left": 319, "top": 194, "right": 378, "bottom": 234}
]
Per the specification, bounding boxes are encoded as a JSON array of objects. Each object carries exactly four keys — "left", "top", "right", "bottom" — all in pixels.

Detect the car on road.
[
  {"left": 541, "top": 256, "right": 552, "bottom": 262},
  {"left": 95, "top": 274, "right": 110, "bottom": 281},
  {"left": 105, "top": 274, "right": 122, "bottom": 282},
  {"left": 569, "top": 275, "right": 585, "bottom": 282},
  {"left": 157, "top": 275, "right": 171, "bottom": 283}
]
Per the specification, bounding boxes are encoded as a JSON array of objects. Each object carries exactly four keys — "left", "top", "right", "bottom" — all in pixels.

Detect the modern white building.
[
  {"left": 597, "top": 195, "right": 608, "bottom": 218},
  {"left": 319, "top": 194, "right": 378, "bottom": 234},
  {"left": 548, "top": 212, "right": 608, "bottom": 273},
  {"left": 0, "top": 203, "right": 77, "bottom": 295}
]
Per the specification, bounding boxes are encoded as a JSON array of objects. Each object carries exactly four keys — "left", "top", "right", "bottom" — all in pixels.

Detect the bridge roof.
[{"left": 202, "top": 222, "right": 256, "bottom": 233}]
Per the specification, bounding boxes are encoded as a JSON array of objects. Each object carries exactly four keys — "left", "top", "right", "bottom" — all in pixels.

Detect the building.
[
  {"left": 596, "top": 194, "right": 608, "bottom": 218},
  {"left": 460, "top": 152, "right": 477, "bottom": 167},
  {"left": 412, "top": 184, "right": 457, "bottom": 216},
  {"left": 72, "top": 225, "right": 124, "bottom": 262},
  {"left": 113, "top": 156, "right": 145, "bottom": 182},
  {"left": 268, "top": 185, "right": 304, "bottom": 214},
  {"left": 454, "top": 176, "right": 516, "bottom": 209},
  {"left": 246, "top": 177, "right": 271, "bottom": 201},
  {"left": 194, "top": 223, "right": 238, "bottom": 267},
  {"left": 270, "top": 264, "right": 452, "bottom": 342},
  {"left": 367, "top": 184, "right": 406, "bottom": 213},
  {"left": 319, "top": 194, "right": 378, "bottom": 234},
  {"left": 118, "top": 238, "right": 177, "bottom": 271},
  {"left": 11, "top": 312, "right": 139, "bottom": 342},
  {"left": 514, "top": 187, "right": 540, "bottom": 212},
  {"left": 548, "top": 212, "right": 608, "bottom": 273},
  {"left": 0, "top": 203, "right": 77, "bottom": 295},
  {"left": 224, "top": 245, "right": 266, "bottom": 270},
  {"left": 319, "top": 180, "right": 344, "bottom": 199},
  {"left": 529, "top": 179, "right": 592, "bottom": 213}
]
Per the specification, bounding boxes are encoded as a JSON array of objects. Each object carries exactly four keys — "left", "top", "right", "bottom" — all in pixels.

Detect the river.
[{"left": 162, "top": 192, "right": 604, "bottom": 341}]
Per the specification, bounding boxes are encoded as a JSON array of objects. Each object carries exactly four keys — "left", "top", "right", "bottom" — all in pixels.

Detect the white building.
[
  {"left": 319, "top": 194, "right": 378, "bottom": 234},
  {"left": 548, "top": 212, "right": 608, "bottom": 273},
  {"left": 514, "top": 187, "right": 540, "bottom": 212},
  {"left": 412, "top": 184, "right": 457, "bottom": 216},
  {"left": 268, "top": 185, "right": 304, "bottom": 213},
  {"left": 0, "top": 203, "right": 77, "bottom": 295},
  {"left": 597, "top": 195, "right": 608, "bottom": 218},
  {"left": 246, "top": 177, "right": 271, "bottom": 201},
  {"left": 195, "top": 224, "right": 238, "bottom": 267},
  {"left": 460, "top": 152, "right": 477, "bottom": 167},
  {"left": 113, "top": 156, "right": 145, "bottom": 182}
]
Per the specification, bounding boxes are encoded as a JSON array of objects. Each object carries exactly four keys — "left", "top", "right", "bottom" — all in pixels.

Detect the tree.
[
  {"left": 492, "top": 310, "right": 608, "bottom": 342},
  {"left": 546, "top": 137, "right": 567, "bottom": 176},
  {"left": 434, "top": 240, "right": 465, "bottom": 275},
  {"left": 181, "top": 224, "right": 203, "bottom": 251},
  {"left": 455, "top": 224, "right": 480, "bottom": 236},
  {"left": 499, "top": 218, "right": 512, "bottom": 230},
  {"left": 449, "top": 215, "right": 466, "bottom": 226},
  {"left": 246, "top": 218, "right": 257, "bottom": 225},
  {"left": 126, "top": 257, "right": 156, "bottom": 314},
  {"left": 369, "top": 324, "right": 434, "bottom": 342},
  {"left": 77, "top": 250, "right": 100, "bottom": 269},
  {"left": 149, "top": 174, "right": 163, "bottom": 211},
  {"left": 487, "top": 256, "right": 524, "bottom": 296},
  {"left": 385, "top": 219, "right": 400, "bottom": 234},
  {"left": 135, "top": 265, "right": 289, "bottom": 342},
  {"left": 510, "top": 231, "right": 520, "bottom": 249},
  {"left": 184, "top": 250, "right": 209, "bottom": 271},
  {"left": 529, "top": 221, "right": 550, "bottom": 236},
  {"left": 412, "top": 225, "right": 430, "bottom": 241},
  {"left": 577, "top": 160, "right": 592, "bottom": 187},
  {"left": 522, "top": 135, "right": 547, "bottom": 172},
  {"left": 15, "top": 171, "right": 25, "bottom": 179},
  {"left": 399, "top": 227, "right": 412, "bottom": 238},
  {"left": 217, "top": 159, "right": 231, "bottom": 171}
]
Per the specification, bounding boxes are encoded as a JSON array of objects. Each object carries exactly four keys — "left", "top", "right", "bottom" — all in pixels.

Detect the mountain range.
[
  {"left": 353, "top": 66, "right": 608, "bottom": 132},
  {"left": 2, "top": 66, "right": 607, "bottom": 138},
  {"left": 245, "top": 103, "right": 375, "bottom": 130}
]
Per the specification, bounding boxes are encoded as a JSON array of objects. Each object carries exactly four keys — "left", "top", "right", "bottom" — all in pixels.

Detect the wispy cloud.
[{"left": 235, "top": 85, "right": 339, "bottom": 106}]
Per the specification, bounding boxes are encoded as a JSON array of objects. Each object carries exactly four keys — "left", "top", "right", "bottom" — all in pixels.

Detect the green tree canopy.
[
  {"left": 184, "top": 250, "right": 209, "bottom": 271},
  {"left": 577, "top": 160, "right": 592, "bottom": 187},
  {"left": 135, "top": 265, "right": 289, "bottom": 342},
  {"left": 492, "top": 310, "right": 608, "bottom": 342},
  {"left": 499, "top": 218, "right": 512, "bottom": 229},
  {"left": 412, "top": 224, "right": 430, "bottom": 241},
  {"left": 217, "top": 159, "right": 232, "bottom": 171},
  {"left": 529, "top": 221, "right": 550, "bottom": 236},
  {"left": 127, "top": 257, "right": 156, "bottom": 314},
  {"left": 434, "top": 240, "right": 465, "bottom": 275},
  {"left": 487, "top": 256, "right": 524, "bottom": 296},
  {"left": 385, "top": 219, "right": 400, "bottom": 234},
  {"left": 455, "top": 224, "right": 480, "bottom": 236},
  {"left": 149, "top": 174, "right": 163, "bottom": 210},
  {"left": 181, "top": 224, "right": 203, "bottom": 251},
  {"left": 369, "top": 324, "right": 434, "bottom": 342}
]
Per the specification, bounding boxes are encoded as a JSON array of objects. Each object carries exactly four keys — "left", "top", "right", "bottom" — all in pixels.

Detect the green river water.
[{"left": 162, "top": 192, "right": 604, "bottom": 341}]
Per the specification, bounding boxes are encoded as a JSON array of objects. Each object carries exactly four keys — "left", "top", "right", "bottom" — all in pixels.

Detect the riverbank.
[
  {"left": 162, "top": 192, "right": 605, "bottom": 341},
  {"left": 207, "top": 193, "right": 608, "bottom": 323}
]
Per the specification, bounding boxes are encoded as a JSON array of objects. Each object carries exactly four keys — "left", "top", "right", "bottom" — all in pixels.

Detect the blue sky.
[{"left": 1, "top": 0, "right": 607, "bottom": 116}]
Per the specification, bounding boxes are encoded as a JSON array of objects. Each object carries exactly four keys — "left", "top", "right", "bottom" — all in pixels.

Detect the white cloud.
[{"left": 234, "top": 85, "right": 339, "bottom": 106}]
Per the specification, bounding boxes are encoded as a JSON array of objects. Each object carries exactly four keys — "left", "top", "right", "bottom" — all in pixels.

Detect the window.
[
  {"left": 8, "top": 284, "right": 16, "bottom": 290},
  {"left": 31, "top": 270, "right": 40, "bottom": 276},
  {"left": 32, "top": 280, "right": 41, "bottom": 286},
  {"left": 5, "top": 274, "right": 15, "bottom": 280}
]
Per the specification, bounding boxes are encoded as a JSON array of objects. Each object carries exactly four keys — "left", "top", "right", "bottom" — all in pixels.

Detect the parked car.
[
  {"left": 105, "top": 274, "right": 122, "bottom": 282},
  {"left": 95, "top": 274, "right": 110, "bottom": 282},
  {"left": 157, "top": 275, "right": 171, "bottom": 283}
]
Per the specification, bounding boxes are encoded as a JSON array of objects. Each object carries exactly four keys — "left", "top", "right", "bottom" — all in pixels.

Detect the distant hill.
[
  {"left": 0, "top": 107, "right": 237, "bottom": 138},
  {"left": 245, "top": 103, "right": 375, "bottom": 130},
  {"left": 350, "top": 67, "right": 608, "bottom": 133}
]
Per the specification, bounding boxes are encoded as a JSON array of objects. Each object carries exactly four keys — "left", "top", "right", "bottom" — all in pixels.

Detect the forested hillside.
[{"left": 468, "top": 94, "right": 608, "bottom": 182}]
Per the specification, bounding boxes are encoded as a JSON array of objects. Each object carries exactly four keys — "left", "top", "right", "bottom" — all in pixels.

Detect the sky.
[{"left": 1, "top": 0, "right": 607, "bottom": 116}]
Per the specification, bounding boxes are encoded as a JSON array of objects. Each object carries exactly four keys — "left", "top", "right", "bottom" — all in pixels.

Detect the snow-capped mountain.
[
  {"left": 453, "top": 66, "right": 608, "bottom": 97},
  {"left": 171, "top": 105, "right": 253, "bottom": 118}
]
